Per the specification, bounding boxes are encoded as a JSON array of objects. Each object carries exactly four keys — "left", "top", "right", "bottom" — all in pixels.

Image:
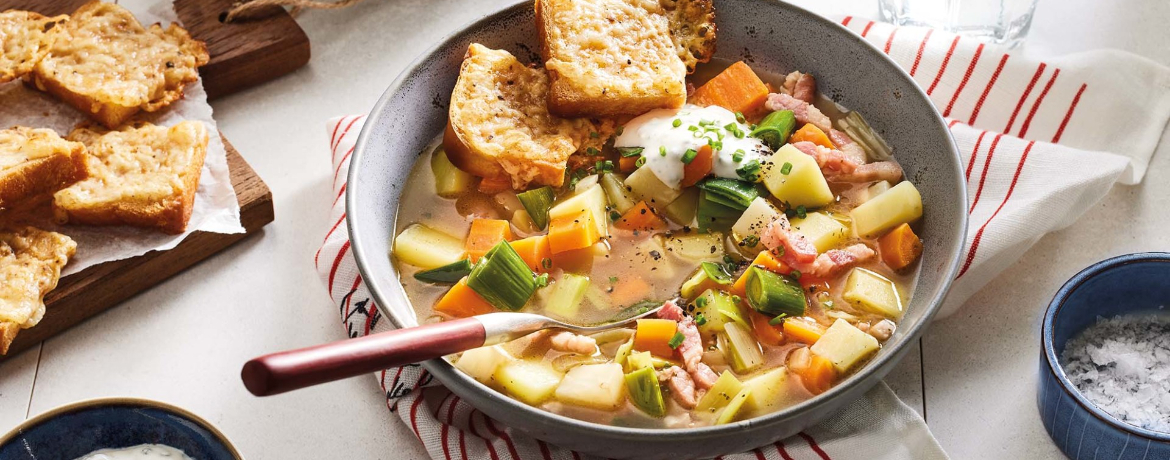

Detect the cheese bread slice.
[
  {"left": 0, "top": 10, "right": 67, "bottom": 83},
  {"left": 0, "top": 226, "right": 76, "bottom": 355},
  {"left": 0, "top": 127, "right": 88, "bottom": 209},
  {"left": 29, "top": 2, "right": 209, "bottom": 128},
  {"left": 53, "top": 121, "right": 208, "bottom": 234}
]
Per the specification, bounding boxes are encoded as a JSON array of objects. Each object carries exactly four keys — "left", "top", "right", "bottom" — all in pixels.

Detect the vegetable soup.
[{"left": 390, "top": 57, "right": 924, "bottom": 428}]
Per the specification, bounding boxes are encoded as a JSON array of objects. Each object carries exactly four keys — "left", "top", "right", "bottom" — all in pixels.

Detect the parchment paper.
[{"left": 0, "top": 3, "right": 245, "bottom": 276}]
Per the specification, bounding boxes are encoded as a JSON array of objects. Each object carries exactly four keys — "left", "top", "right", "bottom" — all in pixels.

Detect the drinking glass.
[{"left": 878, "top": 0, "right": 1039, "bottom": 48}]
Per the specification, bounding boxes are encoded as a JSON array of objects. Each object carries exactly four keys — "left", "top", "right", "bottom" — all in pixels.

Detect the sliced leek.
[
  {"left": 517, "top": 186, "right": 556, "bottom": 229},
  {"left": 467, "top": 241, "right": 538, "bottom": 311}
]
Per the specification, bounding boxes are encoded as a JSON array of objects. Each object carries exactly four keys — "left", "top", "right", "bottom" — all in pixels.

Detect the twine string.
[{"left": 224, "top": 0, "right": 366, "bottom": 22}]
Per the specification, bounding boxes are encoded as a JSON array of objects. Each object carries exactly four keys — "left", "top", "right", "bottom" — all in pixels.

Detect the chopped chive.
[
  {"left": 688, "top": 125, "right": 699, "bottom": 132},
  {"left": 586, "top": 147, "right": 600, "bottom": 156},
  {"left": 667, "top": 331, "right": 686, "bottom": 349},
  {"left": 535, "top": 273, "right": 550, "bottom": 288},
  {"left": 791, "top": 269, "right": 802, "bottom": 279},
  {"left": 659, "top": 146, "right": 668, "bottom": 157},
  {"left": 695, "top": 313, "right": 707, "bottom": 326},
  {"left": 590, "top": 131, "right": 600, "bottom": 139},
  {"left": 672, "top": 119, "right": 682, "bottom": 128},
  {"left": 736, "top": 159, "right": 761, "bottom": 182},
  {"left": 616, "top": 126, "right": 624, "bottom": 135},
  {"left": 795, "top": 205, "right": 807, "bottom": 219},
  {"left": 741, "top": 235, "right": 759, "bottom": 247},
  {"left": 732, "top": 149, "right": 746, "bottom": 162},
  {"left": 695, "top": 296, "right": 708, "bottom": 308},
  {"left": 636, "top": 156, "right": 647, "bottom": 168},
  {"left": 780, "top": 162, "right": 793, "bottom": 175},
  {"left": 618, "top": 146, "right": 644, "bottom": 157},
  {"left": 681, "top": 148, "right": 698, "bottom": 164},
  {"left": 609, "top": 276, "right": 619, "bottom": 283},
  {"left": 610, "top": 210, "right": 622, "bottom": 221},
  {"left": 735, "top": 112, "right": 746, "bottom": 124},
  {"left": 768, "top": 315, "right": 787, "bottom": 326},
  {"left": 541, "top": 257, "right": 553, "bottom": 270}
]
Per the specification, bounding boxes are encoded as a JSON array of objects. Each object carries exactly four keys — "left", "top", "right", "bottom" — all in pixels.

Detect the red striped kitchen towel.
[{"left": 315, "top": 18, "right": 1169, "bottom": 460}]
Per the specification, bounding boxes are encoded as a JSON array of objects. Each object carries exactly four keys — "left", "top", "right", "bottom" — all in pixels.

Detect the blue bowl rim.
[
  {"left": 0, "top": 397, "right": 246, "bottom": 459},
  {"left": 1042, "top": 252, "right": 1170, "bottom": 442},
  {"left": 345, "top": 0, "right": 967, "bottom": 440}
]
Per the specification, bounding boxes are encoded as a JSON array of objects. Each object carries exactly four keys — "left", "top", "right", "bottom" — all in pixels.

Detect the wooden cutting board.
[{"left": 0, "top": 0, "right": 309, "bottom": 358}]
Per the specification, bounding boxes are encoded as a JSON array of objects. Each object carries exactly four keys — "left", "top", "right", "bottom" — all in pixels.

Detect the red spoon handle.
[{"left": 241, "top": 317, "right": 486, "bottom": 396}]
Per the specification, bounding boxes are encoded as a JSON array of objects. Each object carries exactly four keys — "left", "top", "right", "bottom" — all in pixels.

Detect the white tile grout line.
[{"left": 24, "top": 343, "right": 43, "bottom": 419}]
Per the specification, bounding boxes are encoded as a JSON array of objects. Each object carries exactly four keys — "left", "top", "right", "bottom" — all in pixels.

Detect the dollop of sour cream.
[
  {"left": 75, "top": 444, "right": 194, "bottom": 460},
  {"left": 614, "top": 104, "right": 771, "bottom": 188}
]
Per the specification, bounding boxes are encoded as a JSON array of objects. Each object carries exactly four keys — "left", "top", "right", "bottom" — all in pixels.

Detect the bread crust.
[
  {"left": 30, "top": 1, "right": 209, "bottom": 128},
  {"left": 0, "top": 127, "right": 88, "bottom": 209},
  {"left": 0, "top": 321, "right": 17, "bottom": 355},
  {"left": 0, "top": 226, "right": 76, "bottom": 355},
  {"left": 53, "top": 121, "right": 208, "bottom": 234}
]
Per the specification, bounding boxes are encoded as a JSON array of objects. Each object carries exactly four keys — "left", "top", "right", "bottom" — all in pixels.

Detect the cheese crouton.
[
  {"left": 445, "top": 44, "right": 597, "bottom": 189},
  {"left": 29, "top": 2, "right": 209, "bottom": 128},
  {"left": 537, "top": 0, "right": 712, "bottom": 117},
  {"left": 0, "top": 226, "right": 76, "bottom": 355},
  {"left": 0, "top": 10, "right": 67, "bottom": 83},
  {"left": 53, "top": 121, "right": 208, "bottom": 234},
  {"left": 0, "top": 127, "right": 88, "bottom": 210}
]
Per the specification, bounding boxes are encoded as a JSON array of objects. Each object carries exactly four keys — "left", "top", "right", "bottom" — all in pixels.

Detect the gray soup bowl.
[{"left": 347, "top": 1, "right": 967, "bottom": 458}]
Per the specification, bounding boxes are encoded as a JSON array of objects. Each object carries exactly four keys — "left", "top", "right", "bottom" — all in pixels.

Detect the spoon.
[{"left": 241, "top": 305, "right": 663, "bottom": 396}]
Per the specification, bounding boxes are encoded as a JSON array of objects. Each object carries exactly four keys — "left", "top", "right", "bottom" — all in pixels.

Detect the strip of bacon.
[
  {"left": 791, "top": 141, "right": 902, "bottom": 183},
  {"left": 805, "top": 244, "right": 876, "bottom": 279},
  {"left": 765, "top": 93, "right": 832, "bottom": 133},
  {"left": 828, "top": 128, "right": 867, "bottom": 164},
  {"left": 656, "top": 301, "right": 719, "bottom": 390},
  {"left": 658, "top": 366, "right": 698, "bottom": 409},
  {"left": 760, "top": 214, "right": 818, "bottom": 266}
]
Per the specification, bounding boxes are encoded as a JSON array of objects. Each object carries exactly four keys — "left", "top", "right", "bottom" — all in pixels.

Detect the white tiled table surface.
[{"left": 1, "top": 0, "right": 1167, "bottom": 458}]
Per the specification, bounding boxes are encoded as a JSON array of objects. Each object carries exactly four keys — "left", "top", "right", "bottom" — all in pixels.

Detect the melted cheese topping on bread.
[
  {"left": 0, "top": 227, "right": 75, "bottom": 327},
  {"left": 0, "top": 11, "right": 65, "bottom": 83},
  {"left": 56, "top": 121, "right": 207, "bottom": 206},
  {"left": 0, "top": 127, "right": 83, "bottom": 169},
  {"left": 34, "top": 2, "right": 208, "bottom": 110}
]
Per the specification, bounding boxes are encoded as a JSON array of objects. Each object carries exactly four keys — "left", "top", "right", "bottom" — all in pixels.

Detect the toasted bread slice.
[
  {"left": 536, "top": 0, "right": 689, "bottom": 117},
  {"left": 0, "top": 226, "right": 76, "bottom": 355},
  {"left": 0, "top": 127, "right": 88, "bottom": 210},
  {"left": 53, "top": 121, "right": 208, "bottom": 234},
  {"left": 445, "top": 44, "right": 597, "bottom": 189},
  {"left": 0, "top": 10, "right": 67, "bottom": 83},
  {"left": 658, "top": 0, "right": 716, "bottom": 73},
  {"left": 29, "top": 2, "right": 209, "bottom": 128}
]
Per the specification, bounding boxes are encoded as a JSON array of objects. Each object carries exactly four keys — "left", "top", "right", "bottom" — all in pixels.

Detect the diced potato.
[
  {"left": 740, "top": 368, "right": 798, "bottom": 417},
  {"left": 600, "top": 173, "right": 636, "bottom": 214},
  {"left": 696, "top": 371, "right": 743, "bottom": 415},
  {"left": 393, "top": 224, "right": 466, "bottom": 269},
  {"left": 455, "top": 346, "right": 512, "bottom": 384},
  {"left": 494, "top": 360, "right": 564, "bottom": 406},
  {"left": 863, "top": 180, "right": 892, "bottom": 202},
  {"left": 731, "top": 197, "right": 780, "bottom": 240},
  {"left": 810, "top": 319, "right": 880, "bottom": 373},
  {"left": 790, "top": 212, "right": 849, "bottom": 252},
  {"left": 850, "top": 181, "right": 922, "bottom": 238},
  {"left": 663, "top": 232, "right": 724, "bottom": 262},
  {"left": 715, "top": 387, "right": 752, "bottom": 425},
  {"left": 554, "top": 363, "right": 626, "bottom": 410},
  {"left": 662, "top": 187, "right": 700, "bottom": 226},
  {"left": 627, "top": 351, "right": 655, "bottom": 371},
  {"left": 431, "top": 146, "right": 474, "bottom": 197},
  {"left": 511, "top": 210, "right": 537, "bottom": 233},
  {"left": 842, "top": 268, "right": 903, "bottom": 318},
  {"left": 549, "top": 184, "right": 609, "bottom": 238},
  {"left": 762, "top": 144, "right": 834, "bottom": 208},
  {"left": 625, "top": 166, "right": 682, "bottom": 207}
]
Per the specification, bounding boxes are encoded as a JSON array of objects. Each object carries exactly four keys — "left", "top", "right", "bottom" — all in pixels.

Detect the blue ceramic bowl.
[
  {"left": 1039, "top": 253, "right": 1170, "bottom": 459},
  {"left": 0, "top": 398, "right": 243, "bottom": 460}
]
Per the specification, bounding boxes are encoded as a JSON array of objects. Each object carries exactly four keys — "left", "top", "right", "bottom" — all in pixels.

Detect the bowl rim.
[
  {"left": 347, "top": 0, "right": 966, "bottom": 439},
  {"left": 0, "top": 396, "right": 246, "bottom": 459},
  {"left": 1041, "top": 251, "right": 1170, "bottom": 442}
]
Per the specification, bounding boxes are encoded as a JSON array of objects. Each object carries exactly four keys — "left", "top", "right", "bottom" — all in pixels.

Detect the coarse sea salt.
[{"left": 1060, "top": 312, "right": 1170, "bottom": 434}]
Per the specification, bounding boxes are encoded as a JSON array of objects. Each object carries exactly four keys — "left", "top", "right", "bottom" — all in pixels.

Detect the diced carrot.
[
  {"left": 619, "top": 155, "right": 639, "bottom": 173},
  {"left": 434, "top": 277, "right": 495, "bottom": 318},
  {"left": 509, "top": 235, "right": 552, "bottom": 272},
  {"left": 615, "top": 201, "right": 666, "bottom": 232},
  {"left": 795, "top": 353, "right": 837, "bottom": 395},
  {"left": 680, "top": 145, "right": 714, "bottom": 188},
  {"left": 789, "top": 124, "right": 834, "bottom": 148},
  {"left": 609, "top": 276, "right": 651, "bottom": 307},
  {"left": 477, "top": 175, "right": 512, "bottom": 194},
  {"left": 548, "top": 210, "right": 600, "bottom": 254},
  {"left": 731, "top": 250, "right": 791, "bottom": 296},
  {"left": 633, "top": 318, "right": 679, "bottom": 358},
  {"left": 688, "top": 61, "right": 770, "bottom": 117},
  {"left": 749, "top": 311, "right": 785, "bottom": 346},
  {"left": 550, "top": 245, "right": 594, "bottom": 273},
  {"left": 878, "top": 223, "right": 923, "bottom": 270},
  {"left": 782, "top": 317, "right": 826, "bottom": 344},
  {"left": 465, "top": 219, "right": 514, "bottom": 262}
]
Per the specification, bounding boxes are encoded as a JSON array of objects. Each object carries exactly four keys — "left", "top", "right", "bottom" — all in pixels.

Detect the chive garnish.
[
  {"left": 741, "top": 235, "right": 759, "bottom": 247},
  {"left": 768, "top": 315, "right": 787, "bottom": 326},
  {"left": 667, "top": 331, "right": 686, "bottom": 349},
  {"left": 672, "top": 119, "right": 682, "bottom": 128},
  {"left": 659, "top": 146, "right": 667, "bottom": 157},
  {"left": 635, "top": 156, "right": 647, "bottom": 168},
  {"left": 695, "top": 296, "right": 708, "bottom": 309},
  {"left": 780, "top": 162, "right": 793, "bottom": 175},
  {"left": 681, "top": 148, "right": 698, "bottom": 164},
  {"left": 695, "top": 313, "right": 707, "bottom": 326},
  {"left": 732, "top": 149, "right": 745, "bottom": 162},
  {"left": 618, "top": 147, "right": 644, "bottom": 157},
  {"left": 736, "top": 159, "right": 761, "bottom": 182}
]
